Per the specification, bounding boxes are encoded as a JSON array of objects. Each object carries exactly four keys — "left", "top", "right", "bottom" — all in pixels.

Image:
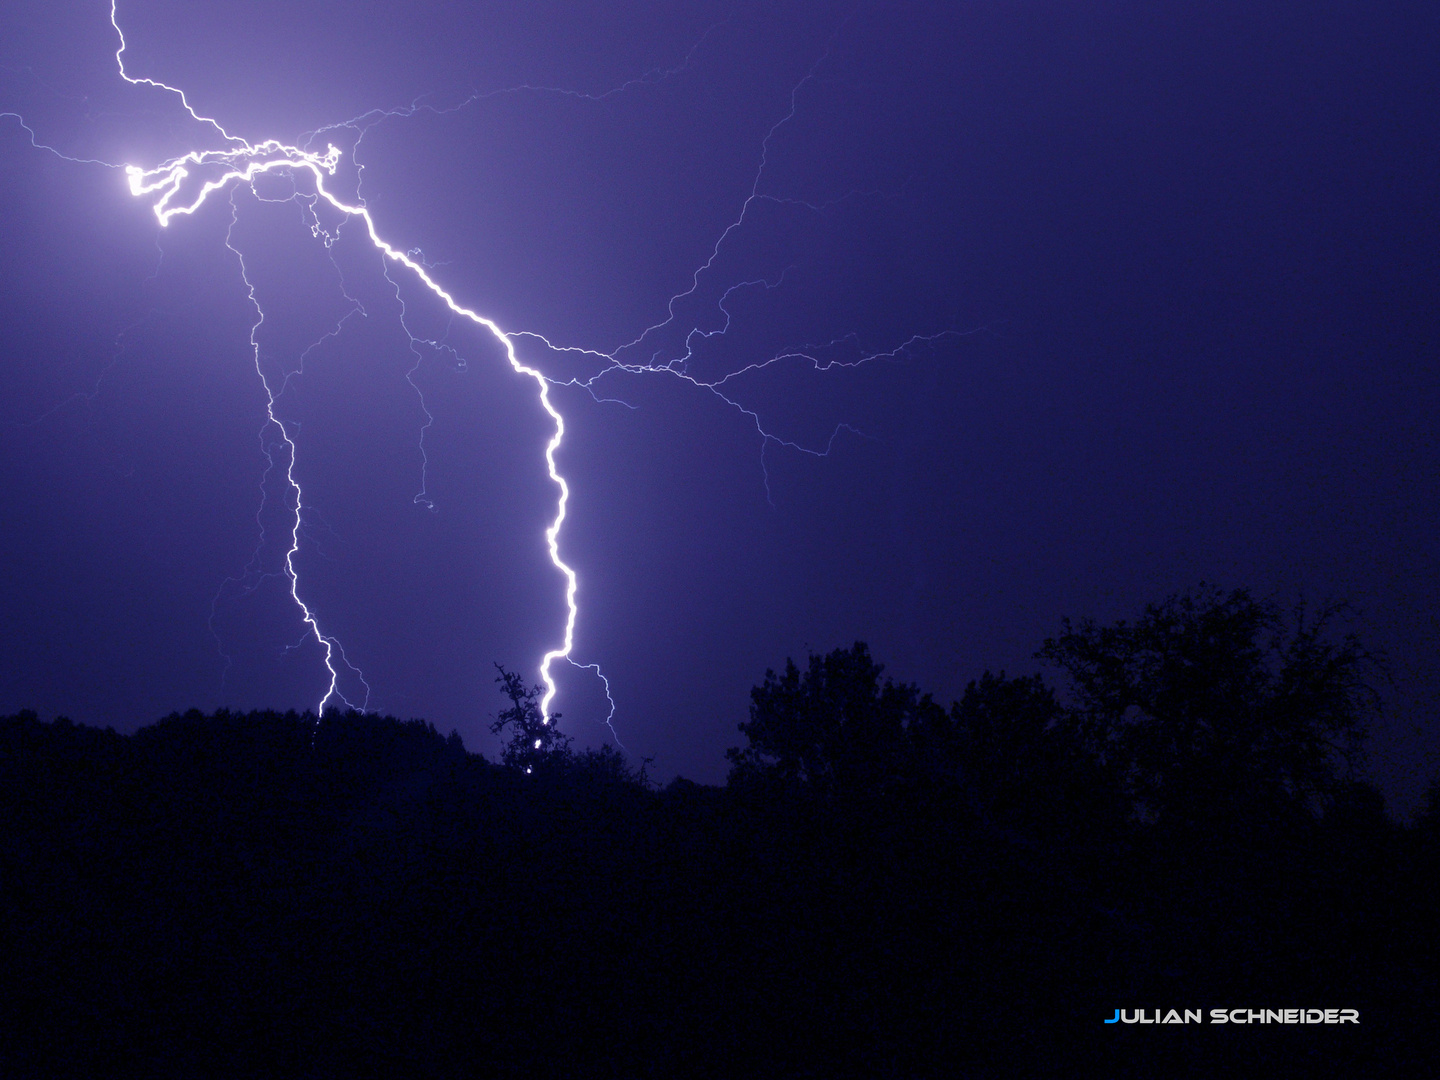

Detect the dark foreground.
[{"left": 3, "top": 709, "right": 1435, "bottom": 1077}]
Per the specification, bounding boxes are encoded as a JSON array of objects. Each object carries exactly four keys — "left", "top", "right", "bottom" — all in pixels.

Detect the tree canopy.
[
  {"left": 725, "top": 586, "right": 1383, "bottom": 836},
  {"left": 1036, "top": 584, "right": 1380, "bottom": 829},
  {"left": 725, "top": 642, "right": 947, "bottom": 796},
  {"left": 490, "top": 666, "right": 571, "bottom": 775}
]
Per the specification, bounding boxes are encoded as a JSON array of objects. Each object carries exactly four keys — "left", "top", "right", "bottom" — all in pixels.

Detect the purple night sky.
[{"left": 2, "top": 2, "right": 1436, "bottom": 808}]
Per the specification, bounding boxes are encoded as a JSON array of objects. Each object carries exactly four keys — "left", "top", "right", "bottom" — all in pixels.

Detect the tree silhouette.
[
  {"left": 726, "top": 642, "right": 947, "bottom": 796},
  {"left": 491, "top": 665, "right": 571, "bottom": 774},
  {"left": 1037, "top": 584, "right": 1380, "bottom": 830},
  {"left": 948, "top": 671, "right": 1123, "bottom": 835},
  {"left": 950, "top": 672, "right": 1062, "bottom": 792}
]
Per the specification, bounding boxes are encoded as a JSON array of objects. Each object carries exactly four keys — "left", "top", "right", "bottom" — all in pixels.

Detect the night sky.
[{"left": 2, "top": 2, "right": 1436, "bottom": 808}]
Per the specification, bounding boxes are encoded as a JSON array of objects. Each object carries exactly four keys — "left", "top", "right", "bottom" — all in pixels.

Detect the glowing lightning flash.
[
  {"left": 222, "top": 191, "right": 371, "bottom": 718},
  {"left": 8, "top": 2, "right": 963, "bottom": 742},
  {"left": 111, "top": 1, "right": 583, "bottom": 721}
]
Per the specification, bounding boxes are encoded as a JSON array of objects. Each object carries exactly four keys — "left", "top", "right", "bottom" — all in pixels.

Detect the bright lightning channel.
[
  {"left": 221, "top": 189, "right": 371, "bottom": 717},
  {"left": 11, "top": 2, "right": 965, "bottom": 743},
  {"left": 110, "top": 0, "right": 586, "bottom": 722}
]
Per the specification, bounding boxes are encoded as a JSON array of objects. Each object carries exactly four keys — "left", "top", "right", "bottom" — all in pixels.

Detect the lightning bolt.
[
  {"left": 10, "top": 1, "right": 965, "bottom": 746},
  {"left": 127, "top": 143, "right": 585, "bottom": 722},
  {"left": 109, "top": 1, "right": 600, "bottom": 723},
  {"left": 219, "top": 186, "right": 372, "bottom": 717}
]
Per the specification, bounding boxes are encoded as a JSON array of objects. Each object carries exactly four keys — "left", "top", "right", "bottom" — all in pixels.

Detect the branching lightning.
[
  {"left": 8, "top": 1, "right": 965, "bottom": 747},
  {"left": 220, "top": 187, "right": 372, "bottom": 716},
  {"left": 109, "top": 0, "right": 595, "bottom": 723}
]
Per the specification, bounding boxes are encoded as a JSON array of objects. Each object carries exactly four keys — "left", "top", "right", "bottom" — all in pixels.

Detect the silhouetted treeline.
[{"left": 2, "top": 588, "right": 1436, "bottom": 1076}]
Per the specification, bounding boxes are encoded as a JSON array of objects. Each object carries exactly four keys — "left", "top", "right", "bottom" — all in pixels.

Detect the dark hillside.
[{"left": 2, "top": 691, "right": 1435, "bottom": 1075}]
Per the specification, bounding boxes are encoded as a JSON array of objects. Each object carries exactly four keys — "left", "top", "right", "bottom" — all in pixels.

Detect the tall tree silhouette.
[
  {"left": 1037, "top": 585, "right": 1380, "bottom": 830},
  {"left": 491, "top": 666, "right": 571, "bottom": 774}
]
